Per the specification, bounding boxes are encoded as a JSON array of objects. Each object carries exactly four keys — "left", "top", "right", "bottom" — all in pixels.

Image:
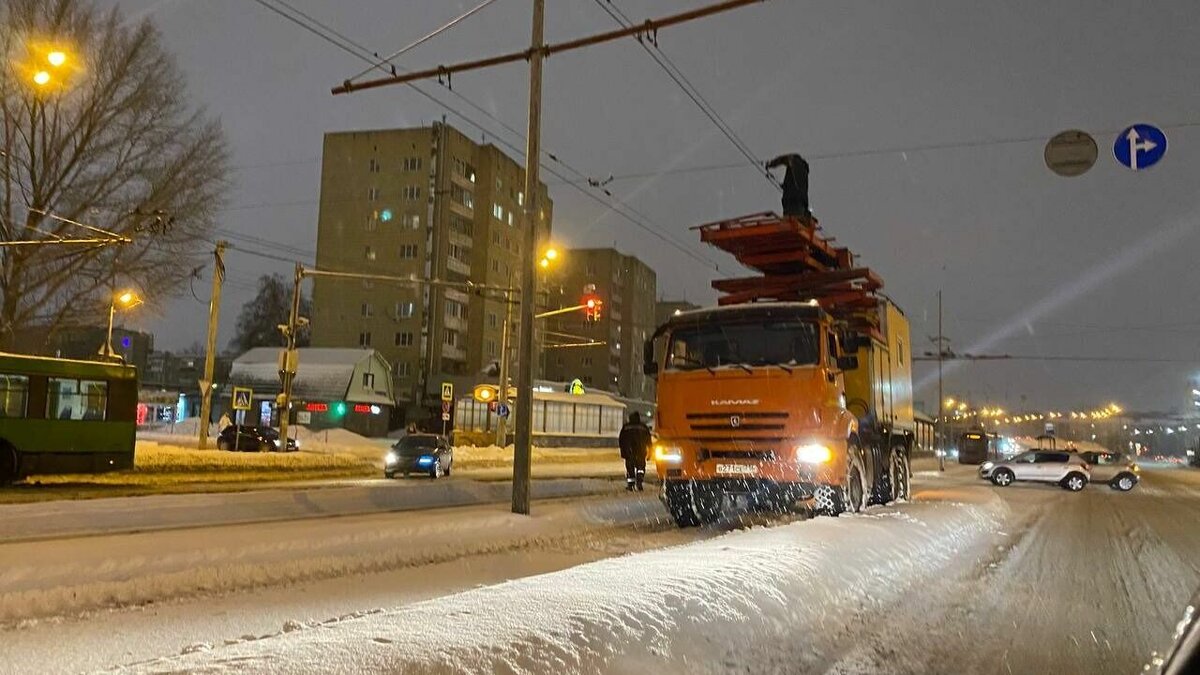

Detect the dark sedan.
[
  {"left": 216, "top": 425, "right": 299, "bottom": 452},
  {"left": 384, "top": 434, "right": 453, "bottom": 479}
]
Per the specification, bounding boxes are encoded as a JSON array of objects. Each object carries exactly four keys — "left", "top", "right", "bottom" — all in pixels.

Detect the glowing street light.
[
  {"left": 101, "top": 290, "right": 142, "bottom": 359},
  {"left": 32, "top": 70, "right": 51, "bottom": 86},
  {"left": 47, "top": 50, "right": 67, "bottom": 67}
]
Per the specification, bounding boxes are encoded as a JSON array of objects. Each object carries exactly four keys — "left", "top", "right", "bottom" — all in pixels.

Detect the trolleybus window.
[
  {"left": 47, "top": 378, "right": 108, "bottom": 421},
  {"left": 0, "top": 374, "right": 28, "bottom": 418}
]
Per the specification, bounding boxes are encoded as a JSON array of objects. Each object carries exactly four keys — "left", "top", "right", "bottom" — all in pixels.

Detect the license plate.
[{"left": 716, "top": 463, "right": 758, "bottom": 476}]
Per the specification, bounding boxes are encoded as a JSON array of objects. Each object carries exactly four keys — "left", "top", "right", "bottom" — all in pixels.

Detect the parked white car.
[{"left": 979, "top": 450, "right": 1090, "bottom": 491}]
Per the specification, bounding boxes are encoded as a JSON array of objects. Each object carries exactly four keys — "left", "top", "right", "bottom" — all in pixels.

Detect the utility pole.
[
  {"left": 197, "top": 241, "right": 227, "bottom": 450},
  {"left": 512, "top": 0, "right": 546, "bottom": 515},
  {"left": 278, "top": 262, "right": 303, "bottom": 447},
  {"left": 936, "top": 290, "right": 945, "bottom": 472},
  {"left": 330, "top": 0, "right": 768, "bottom": 515}
]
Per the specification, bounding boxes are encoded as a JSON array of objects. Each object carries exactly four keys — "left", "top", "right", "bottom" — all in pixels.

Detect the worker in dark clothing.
[
  {"left": 618, "top": 412, "right": 652, "bottom": 491},
  {"left": 766, "top": 153, "right": 811, "bottom": 219}
]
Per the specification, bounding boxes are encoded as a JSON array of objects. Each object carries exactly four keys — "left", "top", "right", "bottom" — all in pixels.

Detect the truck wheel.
[
  {"left": 665, "top": 482, "right": 701, "bottom": 527},
  {"left": 843, "top": 442, "right": 869, "bottom": 513},
  {"left": 888, "top": 447, "right": 911, "bottom": 502},
  {"left": 811, "top": 484, "right": 844, "bottom": 517}
]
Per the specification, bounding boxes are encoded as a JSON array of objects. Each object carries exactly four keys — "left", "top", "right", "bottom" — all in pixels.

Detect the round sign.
[
  {"left": 1113, "top": 123, "right": 1168, "bottom": 171},
  {"left": 1044, "top": 130, "right": 1098, "bottom": 177}
]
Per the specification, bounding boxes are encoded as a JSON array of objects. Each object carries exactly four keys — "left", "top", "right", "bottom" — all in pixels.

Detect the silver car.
[
  {"left": 979, "top": 450, "right": 1090, "bottom": 491},
  {"left": 1078, "top": 450, "right": 1140, "bottom": 491}
]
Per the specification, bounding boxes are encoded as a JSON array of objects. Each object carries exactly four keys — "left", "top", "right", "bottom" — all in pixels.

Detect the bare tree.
[
  {"left": 230, "top": 274, "right": 311, "bottom": 354},
  {"left": 0, "top": 0, "right": 228, "bottom": 349}
]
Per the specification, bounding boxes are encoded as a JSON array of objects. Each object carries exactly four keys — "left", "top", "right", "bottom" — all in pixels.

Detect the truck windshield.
[{"left": 667, "top": 320, "right": 820, "bottom": 370}]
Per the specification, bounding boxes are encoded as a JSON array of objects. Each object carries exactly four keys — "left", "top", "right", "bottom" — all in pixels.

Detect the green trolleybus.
[{"left": 0, "top": 353, "right": 138, "bottom": 482}]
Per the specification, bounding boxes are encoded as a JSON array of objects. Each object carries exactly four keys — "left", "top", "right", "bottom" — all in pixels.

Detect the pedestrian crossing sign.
[{"left": 232, "top": 387, "right": 253, "bottom": 411}]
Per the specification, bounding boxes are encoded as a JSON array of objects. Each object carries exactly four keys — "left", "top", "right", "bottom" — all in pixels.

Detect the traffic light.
[
  {"left": 473, "top": 384, "right": 499, "bottom": 403},
  {"left": 583, "top": 295, "right": 603, "bottom": 322},
  {"left": 332, "top": 401, "right": 347, "bottom": 417}
]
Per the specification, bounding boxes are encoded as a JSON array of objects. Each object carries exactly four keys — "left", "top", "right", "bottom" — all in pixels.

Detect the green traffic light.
[{"left": 333, "top": 401, "right": 347, "bottom": 416}]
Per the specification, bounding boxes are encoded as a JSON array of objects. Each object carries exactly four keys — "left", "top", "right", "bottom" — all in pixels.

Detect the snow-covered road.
[
  {"left": 112, "top": 488, "right": 1003, "bottom": 674},
  {"left": 4, "top": 467, "right": 1199, "bottom": 674}
]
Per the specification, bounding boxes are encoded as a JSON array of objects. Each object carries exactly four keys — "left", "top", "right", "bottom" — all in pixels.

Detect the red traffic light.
[{"left": 582, "top": 293, "right": 603, "bottom": 322}]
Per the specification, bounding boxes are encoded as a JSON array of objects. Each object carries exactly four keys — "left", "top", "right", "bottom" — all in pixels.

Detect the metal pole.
[
  {"left": 198, "top": 241, "right": 226, "bottom": 450},
  {"left": 512, "top": 0, "right": 545, "bottom": 516},
  {"left": 102, "top": 301, "right": 115, "bottom": 359},
  {"left": 278, "top": 263, "right": 303, "bottom": 447},
  {"left": 937, "top": 290, "right": 945, "bottom": 472},
  {"left": 496, "top": 277, "right": 513, "bottom": 447}
]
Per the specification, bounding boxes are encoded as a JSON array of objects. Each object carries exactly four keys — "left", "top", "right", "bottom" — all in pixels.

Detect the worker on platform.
[
  {"left": 619, "top": 411, "right": 652, "bottom": 492},
  {"left": 766, "top": 153, "right": 811, "bottom": 219}
]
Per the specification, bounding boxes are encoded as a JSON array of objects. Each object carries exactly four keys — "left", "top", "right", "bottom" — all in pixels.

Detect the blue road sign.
[
  {"left": 1113, "top": 124, "right": 1167, "bottom": 171},
  {"left": 496, "top": 403, "right": 510, "bottom": 419}
]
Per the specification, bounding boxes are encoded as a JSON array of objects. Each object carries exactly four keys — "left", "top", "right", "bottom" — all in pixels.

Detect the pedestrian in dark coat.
[{"left": 619, "top": 412, "right": 652, "bottom": 491}]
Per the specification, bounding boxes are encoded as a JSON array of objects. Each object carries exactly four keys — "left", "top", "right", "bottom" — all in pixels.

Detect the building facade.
[
  {"left": 310, "top": 123, "right": 553, "bottom": 423},
  {"left": 543, "top": 248, "right": 656, "bottom": 401}
]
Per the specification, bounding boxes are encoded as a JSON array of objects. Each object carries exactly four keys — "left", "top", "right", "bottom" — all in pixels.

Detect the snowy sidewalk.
[
  {"left": 120, "top": 489, "right": 1006, "bottom": 674},
  {"left": 0, "top": 478, "right": 619, "bottom": 542}
]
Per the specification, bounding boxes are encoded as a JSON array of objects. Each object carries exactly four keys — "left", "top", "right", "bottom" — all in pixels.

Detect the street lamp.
[
  {"left": 496, "top": 245, "right": 562, "bottom": 446},
  {"left": 101, "top": 290, "right": 141, "bottom": 360},
  {"left": 25, "top": 44, "right": 73, "bottom": 89}
]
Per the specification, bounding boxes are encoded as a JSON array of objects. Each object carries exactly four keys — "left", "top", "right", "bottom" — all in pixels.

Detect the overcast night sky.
[{"left": 100, "top": 0, "right": 1200, "bottom": 414}]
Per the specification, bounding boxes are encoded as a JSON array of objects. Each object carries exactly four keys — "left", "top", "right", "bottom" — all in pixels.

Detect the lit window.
[{"left": 493, "top": 203, "right": 504, "bottom": 220}]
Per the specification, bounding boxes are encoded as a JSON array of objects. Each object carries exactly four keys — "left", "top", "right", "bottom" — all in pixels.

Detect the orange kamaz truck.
[{"left": 644, "top": 212, "right": 914, "bottom": 526}]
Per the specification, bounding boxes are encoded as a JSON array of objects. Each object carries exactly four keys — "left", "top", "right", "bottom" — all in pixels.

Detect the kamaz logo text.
[{"left": 710, "top": 399, "right": 759, "bottom": 406}]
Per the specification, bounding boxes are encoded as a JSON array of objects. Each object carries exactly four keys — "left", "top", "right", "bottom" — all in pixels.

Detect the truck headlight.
[
  {"left": 654, "top": 444, "right": 682, "bottom": 463},
  {"left": 795, "top": 443, "right": 832, "bottom": 464},
  {"left": 385, "top": 452, "right": 398, "bottom": 465}
]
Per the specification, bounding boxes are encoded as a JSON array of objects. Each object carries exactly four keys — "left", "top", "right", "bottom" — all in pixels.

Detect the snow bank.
[{"left": 121, "top": 495, "right": 1004, "bottom": 674}]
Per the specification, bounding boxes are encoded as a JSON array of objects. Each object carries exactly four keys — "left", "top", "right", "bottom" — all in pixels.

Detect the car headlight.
[
  {"left": 385, "top": 452, "right": 398, "bottom": 465},
  {"left": 795, "top": 443, "right": 832, "bottom": 464},
  {"left": 981, "top": 461, "right": 994, "bottom": 471},
  {"left": 293, "top": 439, "right": 301, "bottom": 449},
  {"left": 653, "top": 444, "right": 682, "bottom": 463}
]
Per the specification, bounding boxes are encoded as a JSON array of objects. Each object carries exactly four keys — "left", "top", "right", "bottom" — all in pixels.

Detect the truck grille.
[{"left": 686, "top": 411, "right": 787, "bottom": 433}]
